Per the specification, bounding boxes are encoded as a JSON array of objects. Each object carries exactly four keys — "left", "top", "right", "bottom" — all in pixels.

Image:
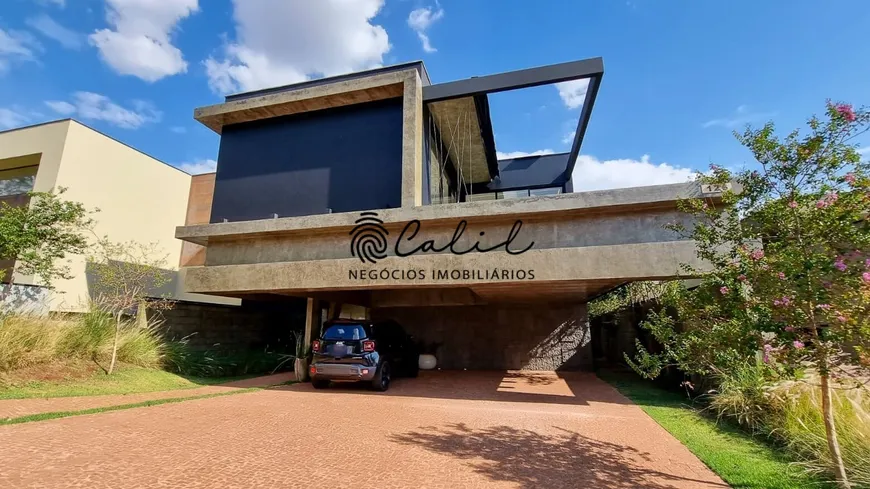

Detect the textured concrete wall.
[
  {"left": 371, "top": 302, "right": 591, "bottom": 371},
  {"left": 180, "top": 173, "right": 215, "bottom": 267},
  {"left": 201, "top": 208, "right": 695, "bottom": 265},
  {"left": 158, "top": 299, "right": 306, "bottom": 351}
]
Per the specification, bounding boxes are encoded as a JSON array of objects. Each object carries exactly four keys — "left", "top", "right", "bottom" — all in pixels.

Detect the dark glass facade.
[{"left": 210, "top": 98, "right": 404, "bottom": 223}]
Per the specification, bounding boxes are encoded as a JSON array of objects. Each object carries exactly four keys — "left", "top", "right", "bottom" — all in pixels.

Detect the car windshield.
[{"left": 322, "top": 324, "right": 367, "bottom": 341}]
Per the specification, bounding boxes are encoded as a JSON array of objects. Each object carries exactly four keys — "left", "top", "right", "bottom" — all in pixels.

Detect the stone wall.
[
  {"left": 371, "top": 302, "right": 591, "bottom": 371},
  {"left": 158, "top": 298, "right": 306, "bottom": 351}
]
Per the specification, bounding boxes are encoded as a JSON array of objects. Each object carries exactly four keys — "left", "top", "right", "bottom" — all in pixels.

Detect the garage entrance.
[{"left": 304, "top": 287, "right": 593, "bottom": 372}]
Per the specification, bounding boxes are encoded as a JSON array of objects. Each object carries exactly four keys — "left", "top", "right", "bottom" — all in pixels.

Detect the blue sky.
[{"left": 1, "top": 0, "right": 868, "bottom": 190}]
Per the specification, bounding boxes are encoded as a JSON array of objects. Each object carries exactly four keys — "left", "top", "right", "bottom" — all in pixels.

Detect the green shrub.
[
  {"left": 115, "top": 321, "right": 164, "bottom": 369},
  {"left": 767, "top": 377, "right": 870, "bottom": 487},
  {"left": 708, "top": 361, "right": 778, "bottom": 434},
  {"left": 1, "top": 309, "right": 291, "bottom": 379},
  {"left": 710, "top": 367, "right": 870, "bottom": 486},
  {"left": 56, "top": 309, "right": 114, "bottom": 358},
  {"left": 0, "top": 314, "right": 65, "bottom": 370},
  {"left": 162, "top": 337, "right": 221, "bottom": 377},
  {"left": 1, "top": 309, "right": 165, "bottom": 372},
  {"left": 163, "top": 343, "right": 291, "bottom": 377}
]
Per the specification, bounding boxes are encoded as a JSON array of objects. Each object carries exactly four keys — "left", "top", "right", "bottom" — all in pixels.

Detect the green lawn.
[
  {"left": 0, "top": 366, "right": 253, "bottom": 400},
  {"left": 0, "top": 388, "right": 260, "bottom": 425},
  {"left": 598, "top": 370, "right": 830, "bottom": 489}
]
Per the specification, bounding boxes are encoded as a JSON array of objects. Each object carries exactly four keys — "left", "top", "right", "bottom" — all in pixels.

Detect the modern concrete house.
[
  {"left": 0, "top": 119, "right": 236, "bottom": 314},
  {"left": 177, "top": 57, "right": 718, "bottom": 370}
]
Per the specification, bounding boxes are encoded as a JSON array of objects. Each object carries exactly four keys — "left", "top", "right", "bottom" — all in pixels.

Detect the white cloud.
[
  {"left": 45, "top": 92, "right": 161, "bottom": 129},
  {"left": 0, "top": 108, "right": 32, "bottom": 130},
  {"left": 556, "top": 79, "right": 589, "bottom": 109},
  {"left": 178, "top": 159, "right": 216, "bottom": 174},
  {"left": 572, "top": 154, "right": 695, "bottom": 192},
  {"left": 496, "top": 149, "right": 555, "bottom": 159},
  {"left": 89, "top": 0, "right": 199, "bottom": 82},
  {"left": 204, "top": 0, "right": 391, "bottom": 95},
  {"left": 0, "top": 28, "right": 42, "bottom": 73},
  {"left": 702, "top": 105, "right": 776, "bottom": 129},
  {"left": 857, "top": 146, "right": 870, "bottom": 155},
  {"left": 497, "top": 149, "right": 694, "bottom": 190},
  {"left": 408, "top": 6, "right": 444, "bottom": 53},
  {"left": 44, "top": 100, "right": 76, "bottom": 115},
  {"left": 27, "top": 14, "right": 83, "bottom": 49},
  {"left": 562, "top": 130, "right": 576, "bottom": 145}
]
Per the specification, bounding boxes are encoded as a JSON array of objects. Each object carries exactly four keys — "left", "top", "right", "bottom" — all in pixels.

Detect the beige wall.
[
  {"left": 0, "top": 121, "right": 72, "bottom": 287},
  {"left": 48, "top": 121, "right": 192, "bottom": 311},
  {"left": 1, "top": 119, "right": 237, "bottom": 312},
  {"left": 0, "top": 120, "right": 70, "bottom": 196}
]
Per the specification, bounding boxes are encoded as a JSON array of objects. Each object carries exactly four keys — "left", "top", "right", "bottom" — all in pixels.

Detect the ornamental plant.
[
  {"left": 87, "top": 238, "right": 173, "bottom": 375},
  {"left": 0, "top": 188, "right": 93, "bottom": 306},
  {"left": 630, "top": 101, "right": 870, "bottom": 488}
]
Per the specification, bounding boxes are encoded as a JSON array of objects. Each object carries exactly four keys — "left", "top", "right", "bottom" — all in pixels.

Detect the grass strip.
[
  {"left": 598, "top": 370, "right": 831, "bottom": 489},
  {"left": 0, "top": 387, "right": 260, "bottom": 426},
  {"left": 0, "top": 367, "right": 261, "bottom": 400}
]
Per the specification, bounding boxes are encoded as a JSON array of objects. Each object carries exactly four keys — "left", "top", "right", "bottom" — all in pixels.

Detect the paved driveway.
[{"left": 0, "top": 371, "right": 725, "bottom": 489}]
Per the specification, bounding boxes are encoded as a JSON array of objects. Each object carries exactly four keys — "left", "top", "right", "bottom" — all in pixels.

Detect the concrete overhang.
[
  {"left": 179, "top": 241, "right": 704, "bottom": 304},
  {"left": 176, "top": 181, "right": 716, "bottom": 246},
  {"left": 176, "top": 181, "right": 730, "bottom": 305},
  {"left": 194, "top": 62, "right": 428, "bottom": 134}
]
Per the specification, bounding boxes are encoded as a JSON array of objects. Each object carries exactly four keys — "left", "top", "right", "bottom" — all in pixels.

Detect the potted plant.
[
  {"left": 293, "top": 333, "right": 310, "bottom": 382},
  {"left": 417, "top": 341, "right": 441, "bottom": 370}
]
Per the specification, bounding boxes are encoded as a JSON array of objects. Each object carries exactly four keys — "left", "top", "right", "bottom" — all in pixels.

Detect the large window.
[
  {"left": 0, "top": 166, "right": 37, "bottom": 197},
  {"left": 210, "top": 98, "right": 404, "bottom": 223}
]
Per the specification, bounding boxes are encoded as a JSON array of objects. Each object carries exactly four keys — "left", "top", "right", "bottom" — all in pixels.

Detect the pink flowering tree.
[{"left": 629, "top": 101, "right": 870, "bottom": 487}]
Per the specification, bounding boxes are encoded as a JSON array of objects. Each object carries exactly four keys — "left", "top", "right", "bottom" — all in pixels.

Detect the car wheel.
[
  {"left": 312, "top": 379, "right": 330, "bottom": 389},
  {"left": 372, "top": 362, "right": 391, "bottom": 391}
]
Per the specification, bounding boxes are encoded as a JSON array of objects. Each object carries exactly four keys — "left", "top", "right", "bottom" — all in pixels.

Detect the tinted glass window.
[
  {"left": 322, "top": 325, "right": 367, "bottom": 341},
  {"left": 0, "top": 166, "right": 37, "bottom": 197},
  {"left": 211, "top": 98, "right": 404, "bottom": 222}
]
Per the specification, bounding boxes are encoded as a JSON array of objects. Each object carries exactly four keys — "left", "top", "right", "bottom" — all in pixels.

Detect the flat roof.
[
  {"left": 0, "top": 118, "right": 190, "bottom": 176},
  {"left": 225, "top": 61, "right": 431, "bottom": 102},
  {"left": 194, "top": 56, "right": 604, "bottom": 191}
]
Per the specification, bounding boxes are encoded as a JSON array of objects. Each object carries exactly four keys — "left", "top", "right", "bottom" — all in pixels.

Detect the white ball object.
[{"left": 418, "top": 354, "right": 437, "bottom": 370}]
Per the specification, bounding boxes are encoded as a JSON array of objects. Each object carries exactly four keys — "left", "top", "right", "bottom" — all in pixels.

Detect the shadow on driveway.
[{"left": 390, "top": 423, "right": 729, "bottom": 489}]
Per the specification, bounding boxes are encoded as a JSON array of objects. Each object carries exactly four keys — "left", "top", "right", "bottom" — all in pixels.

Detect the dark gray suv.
[{"left": 309, "top": 320, "right": 418, "bottom": 391}]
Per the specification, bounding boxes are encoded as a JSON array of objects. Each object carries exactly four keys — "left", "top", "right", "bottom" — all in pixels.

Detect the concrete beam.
[
  {"left": 177, "top": 181, "right": 717, "bottom": 245},
  {"left": 179, "top": 241, "right": 706, "bottom": 297},
  {"left": 304, "top": 298, "right": 319, "bottom": 348},
  {"left": 401, "top": 70, "right": 424, "bottom": 207}
]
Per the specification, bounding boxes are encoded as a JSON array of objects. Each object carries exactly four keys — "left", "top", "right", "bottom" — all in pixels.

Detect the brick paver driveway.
[{"left": 0, "top": 371, "right": 725, "bottom": 489}]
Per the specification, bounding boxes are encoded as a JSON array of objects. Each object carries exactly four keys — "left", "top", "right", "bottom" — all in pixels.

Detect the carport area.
[{"left": 0, "top": 371, "right": 724, "bottom": 488}]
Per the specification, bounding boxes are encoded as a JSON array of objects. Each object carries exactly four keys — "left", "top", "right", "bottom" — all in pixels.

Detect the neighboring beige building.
[{"left": 0, "top": 119, "right": 236, "bottom": 313}]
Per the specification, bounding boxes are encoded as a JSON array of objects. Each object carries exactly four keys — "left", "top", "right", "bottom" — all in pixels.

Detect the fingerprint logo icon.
[{"left": 350, "top": 212, "right": 390, "bottom": 264}]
